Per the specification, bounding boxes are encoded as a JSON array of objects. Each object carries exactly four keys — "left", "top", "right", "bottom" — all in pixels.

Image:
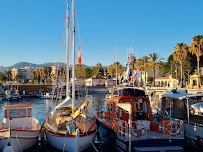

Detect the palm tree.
[
  {"left": 4, "top": 69, "right": 12, "bottom": 81},
  {"left": 173, "top": 43, "right": 188, "bottom": 88},
  {"left": 107, "top": 64, "right": 115, "bottom": 79},
  {"left": 189, "top": 35, "right": 203, "bottom": 88},
  {"left": 148, "top": 53, "right": 164, "bottom": 86},
  {"left": 36, "top": 69, "right": 40, "bottom": 84},
  {"left": 107, "top": 62, "right": 124, "bottom": 79},
  {"left": 138, "top": 56, "right": 149, "bottom": 85}
]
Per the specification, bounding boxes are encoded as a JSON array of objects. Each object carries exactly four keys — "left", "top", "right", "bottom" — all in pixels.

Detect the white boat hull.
[
  {"left": 0, "top": 129, "right": 40, "bottom": 152},
  {"left": 46, "top": 130, "right": 96, "bottom": 152}
]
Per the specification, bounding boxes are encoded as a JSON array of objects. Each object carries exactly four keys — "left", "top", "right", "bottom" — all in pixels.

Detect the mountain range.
[{"left": 0, "top": 62, "right": 109, "bottom": 73}]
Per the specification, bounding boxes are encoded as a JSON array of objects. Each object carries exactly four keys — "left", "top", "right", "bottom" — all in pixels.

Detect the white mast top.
[
  {"left": 66, "top": 0, "right": 70, "bottom": 98},
  {"left": 72, "top": 0, "right": 75, "bottom": 113}
]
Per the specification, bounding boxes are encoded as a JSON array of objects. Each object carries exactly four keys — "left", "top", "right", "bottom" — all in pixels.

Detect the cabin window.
[
  {"left": 8, "top": 109, "right": 26, "bottom": 117},
  {"left": 28, "top": 108, "right": 32, "bottom": 117},
  {"left": 134, "top": 102, "right": 144, "bottom": 112},
  {"left": 107, "top": 104, "right": 110, "bottom": 112},
  {"left": 110, "top": 103, "right": 113, "bottom": 112},
  {"left": 119, "top": 109, "right": 122, "bottom": 118}
]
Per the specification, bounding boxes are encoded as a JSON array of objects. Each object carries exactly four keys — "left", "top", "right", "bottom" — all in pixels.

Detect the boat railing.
[
  {"left": 165, "top": 118, "right": 184, "bottom": 138},
  {"left": 117, "top": 118, "right": 184, "bottom": 139},
  {"left": 117, "top": 119, "right": 146, "bottom": 140}
]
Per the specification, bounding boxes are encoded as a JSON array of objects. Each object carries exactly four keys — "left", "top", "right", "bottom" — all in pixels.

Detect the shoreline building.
[{"left": 12, "top": 66, "right": 33, "bottom": 80}]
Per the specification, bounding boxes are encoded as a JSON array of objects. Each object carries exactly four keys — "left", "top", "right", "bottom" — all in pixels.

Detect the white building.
[
  {"left": 12, "top": 67, "right": 33, "bottom": 80},
  {"left": 155, "top": 75, "right": 178, "bottom": 88},
  {"left": 85, "top": 76, "right": 105, "bottom": 86},
  {"left": 139, "top": 68, "right": 162, "bottom": 84}
]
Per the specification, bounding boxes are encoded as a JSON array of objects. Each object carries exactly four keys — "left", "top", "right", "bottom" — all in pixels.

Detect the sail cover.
[{"left": 51, "top": 97, "right": 81, "bottom": 114}]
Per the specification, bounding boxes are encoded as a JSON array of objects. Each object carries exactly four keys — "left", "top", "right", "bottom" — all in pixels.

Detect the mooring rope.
[
  {"left": 85, "top": 131, "right": 98, "bottom": 152},
  {"left": 15, "top": 133, "right": 23, "bottom": 152},
  {"left": 63, "top": 132, "right": 67, "bottom": 152}
]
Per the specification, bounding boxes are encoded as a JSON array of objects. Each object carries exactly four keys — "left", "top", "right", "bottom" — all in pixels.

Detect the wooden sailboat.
[{"left": 44, "top": 1, "right": 97, "bottom": 151}]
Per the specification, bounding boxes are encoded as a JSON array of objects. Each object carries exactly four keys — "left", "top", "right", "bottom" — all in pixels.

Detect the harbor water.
[{"left": 0, "top": 95, "right": 198, "bottom": 152}]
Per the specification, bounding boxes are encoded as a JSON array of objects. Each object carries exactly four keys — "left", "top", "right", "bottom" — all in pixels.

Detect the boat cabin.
[
  {"left": 157, "top": 94, "right": 203, "bottom": 123},
  {"left": 3, "top": 104, "right": 33, "bottom": 129},
  {"left": 104, "top": 88, "right": 152, "bottom": 123}
]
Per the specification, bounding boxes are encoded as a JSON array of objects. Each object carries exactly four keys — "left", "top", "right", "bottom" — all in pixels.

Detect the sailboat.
[{"left": 44, "top": 1, "right": 97, "bottom": 151}]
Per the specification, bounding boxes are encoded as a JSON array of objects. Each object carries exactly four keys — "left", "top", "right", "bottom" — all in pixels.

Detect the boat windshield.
[
  {"left": 8, "top": 109, "right": 26, "bottom": 117},
  {"left": 113, "top": 88, "right": 145, "bottom": 97}
]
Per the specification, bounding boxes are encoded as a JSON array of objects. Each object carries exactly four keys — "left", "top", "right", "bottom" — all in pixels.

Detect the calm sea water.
[{"left": 0, "top": 95, "right": 198, "bottom": 152}]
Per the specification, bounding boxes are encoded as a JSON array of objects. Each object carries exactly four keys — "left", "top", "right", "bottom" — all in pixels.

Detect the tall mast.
[
  {"left": 66, "top": 0, "right": 70, "bottom": 98},
  {"left": 72, "top": 0, "right": 75, "bottom": 113}
]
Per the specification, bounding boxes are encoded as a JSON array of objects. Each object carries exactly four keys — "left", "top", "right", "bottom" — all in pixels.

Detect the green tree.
[
  {"left": 31, "top": 75, "right": 37, "bottom": 84},
  {"left": 0, "top": 75, "right": 7, "bottom": 82},
  {"left": 4, "top": 69, "right": 12, "bottom": 81},
  {"left": 173, "top": 43, "right": 188, "bottom": 88},
  {"left": 138, "top": 56, "right": 149, "bottom": 85},
  {"left": 189, "top": 35, "right": 203, "bottom": 88},
  {"left": 15, "top": 74, "right": 25, "bottom": 83},
  {"left": 91, "top": 63, "right": 104, "bottom": 77},
  {"left": 148, "top": 53, "right": 164, "bottom": 86},
  {"left": 107, "top": 62, "right": 124, "bottom": 79}
]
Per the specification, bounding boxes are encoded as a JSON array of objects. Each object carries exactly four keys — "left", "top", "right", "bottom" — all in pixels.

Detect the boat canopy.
[
  {"left": 51, "top": 97, "right": 81, "bottom": 114},
  {"left": 161, "top": 93, "right": 203, "bottom": 100},
  {"left": 113, "top": 88, "right": 145, "bottom": 97},
  {"left": 3, "top": 104, "right": 33, "bottom": 109}
]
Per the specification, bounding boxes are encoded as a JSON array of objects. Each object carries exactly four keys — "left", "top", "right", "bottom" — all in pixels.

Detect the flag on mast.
[{"left": 78, "top": 45, "right": 82, "bottom": 67}]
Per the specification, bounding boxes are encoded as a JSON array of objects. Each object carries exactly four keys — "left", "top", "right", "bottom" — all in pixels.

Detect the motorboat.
[
  {"left": 0, "top": 104, "right": 41, "bottom": 152},
  {"left": 40, "top": 92, "right": 56, "bottom": 99},
  {"left": 96, "top": 87, "right": 185, "bottom": 152},
  {"left": 155, "top": 92, "right": 203, "bottom": 149}
]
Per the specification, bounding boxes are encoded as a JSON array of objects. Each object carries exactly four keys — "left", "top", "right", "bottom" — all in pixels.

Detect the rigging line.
[
  {"left": 75, "top": 0, "right": 81, "bottom": 46},
  {"left": 75, "top": 0, "right": 82, "bottom": 67}
]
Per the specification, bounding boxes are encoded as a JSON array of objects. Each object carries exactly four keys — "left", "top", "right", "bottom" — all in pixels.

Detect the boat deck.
[{"left": 118, "top": 130, "right": 183, "bottom": 141}]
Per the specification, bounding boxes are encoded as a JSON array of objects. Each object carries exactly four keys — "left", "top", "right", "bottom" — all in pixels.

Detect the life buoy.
[
  {"left": 167, "top": 121, "right": 181, "bottom": 136},
  {"left": 132, "top": 121, "right": 145, "bottom": 137}
]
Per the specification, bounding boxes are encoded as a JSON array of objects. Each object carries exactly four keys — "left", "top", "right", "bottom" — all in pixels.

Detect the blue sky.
[{"left": 0, "top": 0, "right": 203, "bottom": 67}]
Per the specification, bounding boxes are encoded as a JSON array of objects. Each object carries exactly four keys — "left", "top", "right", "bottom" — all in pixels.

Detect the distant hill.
[
  {"left": 6, "top": 62, "right": 66, "bottom": 69},
  {"left": 0, "top": 62, "right": 109, "bottom": 73}
]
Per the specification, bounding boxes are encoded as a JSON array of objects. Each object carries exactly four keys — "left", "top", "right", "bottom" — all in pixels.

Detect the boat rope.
[
  {"left": 85, "top": 131, "right": 98, "bottom": 152},
  {"left": 15, "top": 133, "right": 23, "bottom": 152},
  {"left": 63, "top": 132, "right": 67, "bottom": 152}
]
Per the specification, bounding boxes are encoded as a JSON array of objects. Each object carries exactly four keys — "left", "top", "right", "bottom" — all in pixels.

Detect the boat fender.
[
  {"left": 166, "top": 121, "right": 180, "bottom": 136},
  {"left": 66, "top": 123, "right": 72, "bottom": 134},
  {"left": 132, "top": 121, "right": 145, "bottom": 137}
]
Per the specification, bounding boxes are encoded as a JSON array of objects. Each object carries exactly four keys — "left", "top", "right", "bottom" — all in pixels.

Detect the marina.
[
  {"left": 0, "top": 95, "right": 200, "bottom": 152},
  {"left": 1, "top": 0, "right": 203, "bottom": 152}
]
